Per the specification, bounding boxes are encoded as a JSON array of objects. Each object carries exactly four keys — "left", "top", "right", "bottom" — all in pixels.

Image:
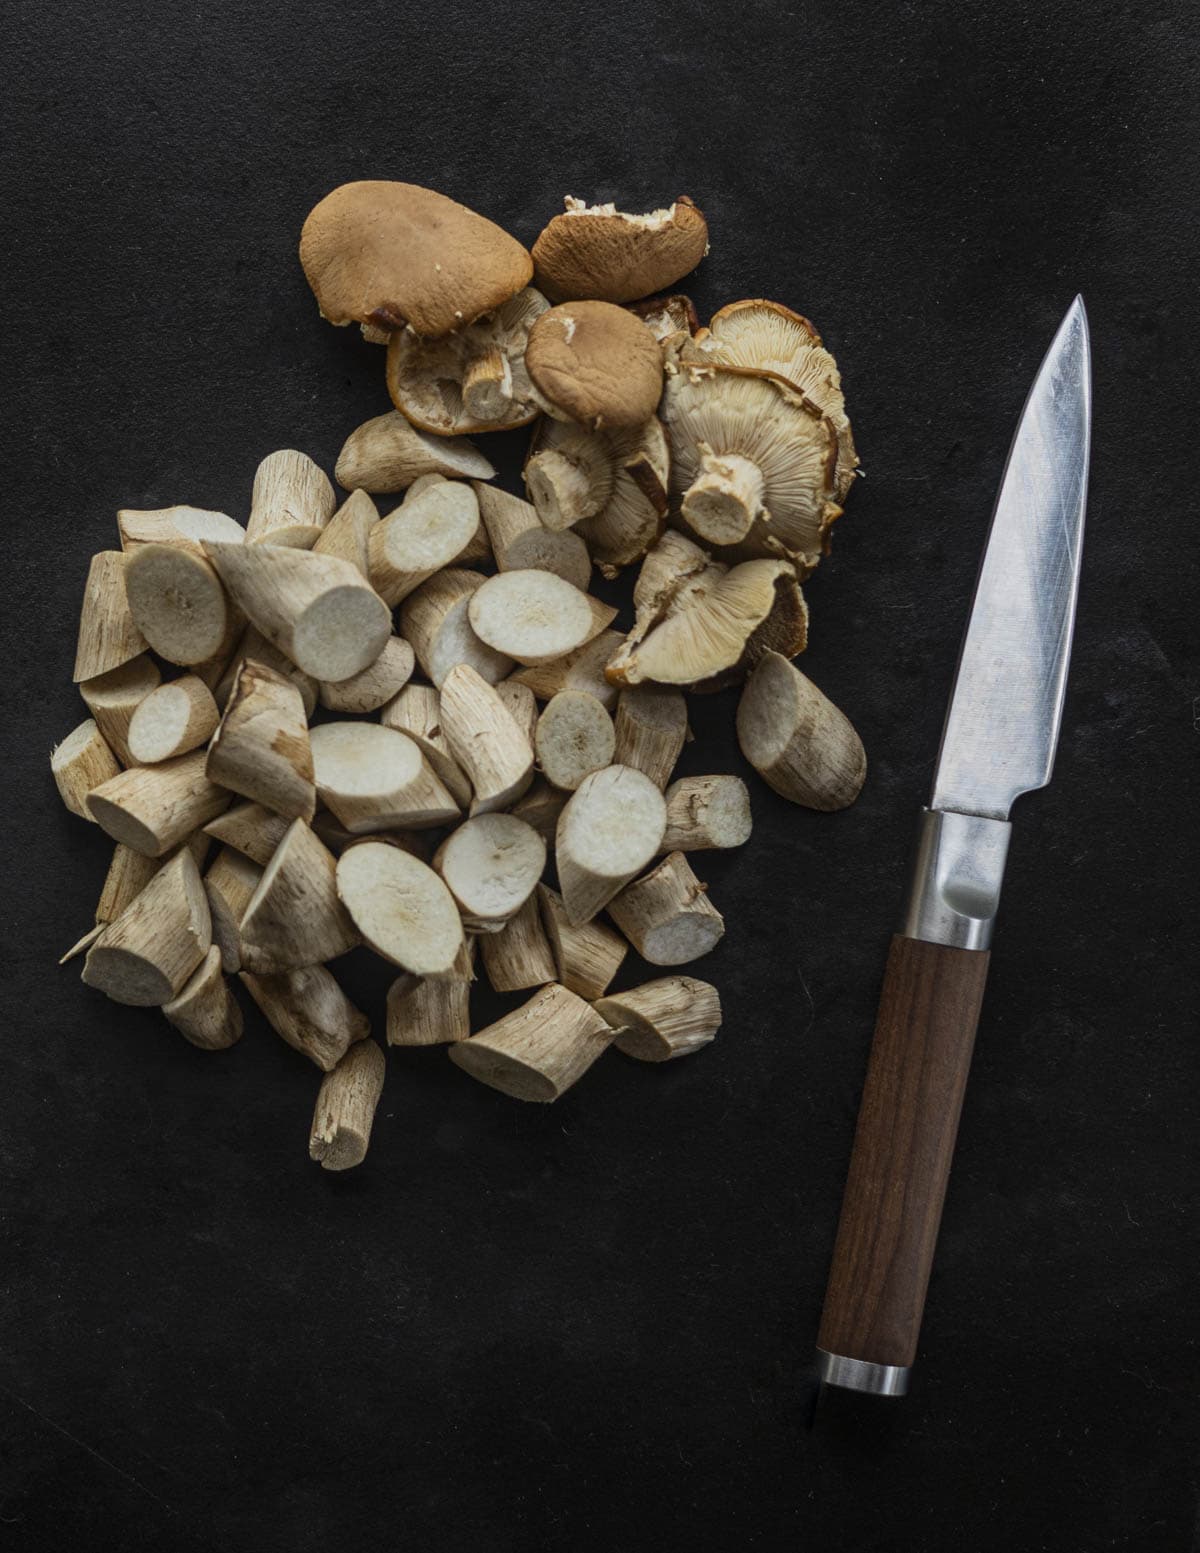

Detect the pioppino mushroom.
[
  {"left": 525, "top": 301, "right": 663, "bottom": 430},
  {"left": 685, "top": 300, "right": 859, "bottom": 499},
  {"left": 532, "top": 196, "right": 708, "bottom": 304},
  {"left": 660, "top": 346, "right": 840, "bottom": 573},
  {"left": 385, "top": 287, "right": 550, "bottom": 435},
  {"left": 300, "top": 181, "right": 532, "bottom": 338}
]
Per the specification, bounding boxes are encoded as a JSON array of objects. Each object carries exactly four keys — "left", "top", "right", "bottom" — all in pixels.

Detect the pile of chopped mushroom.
[{"left": 52, "top": 181, "right": 866, "bottom": 1172}]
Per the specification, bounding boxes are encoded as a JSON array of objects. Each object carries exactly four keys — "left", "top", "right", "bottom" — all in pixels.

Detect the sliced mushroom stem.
[
  {"left": 246, "top": 449, "right": 336, "bottom": 549},
  {"left": 206, "top": 660, "right": 316, "bottom": 822},
  {"left": 461, "top": 347, "right": 514, "bottom": 420},
  {"left": 681, "top": 444, "right": 766, "bottom": 546},
  {"left": 736, "top": 651, "right": 866, "bottom": 810},
  {"left": 309, "top": 722, "right": 460, "bottom": 835},
  {"left": 127, "top": 674, "right": 220, "bottom": 765},
  {"left": 204, "top": 846, "right": 263, "bottom": 973},
  {"left": 661, "top": 775, "right": 753, "bottom": 852},
  {"left": 554, "top": 764, "right": 666, "bottom": 924},
  {"left": 88, "top": 750, "right": 231, "bottom": 857},
  {"left": 163, "top": 946, "right": 244, "bottom": 1050},
  {"left": 397, "top": 568, "right": 513, "bottom": 689},
  {"left": 96, "top": 843, "right": 159, "bottom": 924},
  {"left": 438, "top": 664, "right": 534, "bottom": 816},
  {"left": 537, "top": 883, "right": 627, "bottom": 1000},
  {"left": 73, "top": 551, "right": 148, "bottom": 683},
  {"left": 241, "top": 963, "right": 369, "bottom": 1070},
  {"left": 448, "top": 982, "right": 612, "bottom": 1102},
  {"left": 79, "top": 654, "right": 162, "bottom": 766},
  {"left": 433, "top": 813, "right": 545, "bottom": 932},
  {"left": 479, "top": 893, "right": 557, "bottom": 993},
  {"left": 525, "top": 447, "right": 605, "bottom": 530},
  {"left": 593, "top": 975, "right": 721, "bottom": 1062},
  {"left": 613, "top": 687, "right": 687, "bottom": 790},
  {"left": 380, "top": 682, "right": 474, "bottom": 809},
  {"left": 606, "top": 851, "right": 725, "bottom": 966},
  {"left": 239, "top": 819, "right": 360, "bottom": 972},
  {"left": 203, "top": 800, "right": 292, "bottom": 865},
  {"left": 51, "top": 719, "right": 121, "bottom": 821},
  {"left": 309, "top": 1039, "right": 386, "bottom": 1170},
  {"left": 82, "top": 848, "right": 211, "bottom": 1006},
  {"left": 387, "top": 972, "right": 471, "bottom": 1046}
]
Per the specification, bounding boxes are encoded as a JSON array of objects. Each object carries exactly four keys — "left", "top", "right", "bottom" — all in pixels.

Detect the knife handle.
[{"left": 816, "top": 934, "right": 990, "bottom": 1395}]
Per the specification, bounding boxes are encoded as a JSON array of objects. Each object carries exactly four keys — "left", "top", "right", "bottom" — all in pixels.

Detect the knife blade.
[{"left": 815, "top": 298, "right": 1092, "bottom": 1397}]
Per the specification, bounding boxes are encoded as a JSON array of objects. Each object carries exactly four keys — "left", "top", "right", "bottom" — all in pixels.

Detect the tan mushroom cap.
[
  {"left": 299, "top": 180, "right": 533, "bottom": 338},
  {"left": 386, "top": 288, "right": 550, "bottom": 436},
  {"left": 687, "top": 300, "right": 858, "bottom": 499},
  {"left": 660, "top": 351, "right": 840, "bottom": 575},
  {"left": 525, "top": 301, "right": 663, "bottom": 429},
  {"left": 606, "top": 558, "right": 808, "bottom": 692},
  {"left": 533, "top": 195, "right": 708, "bottom": 304}
]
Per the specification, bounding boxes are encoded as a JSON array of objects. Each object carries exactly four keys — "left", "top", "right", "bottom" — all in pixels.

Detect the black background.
[{"left": 3, "top": 2, "right": 1197, "bottom": 1549}]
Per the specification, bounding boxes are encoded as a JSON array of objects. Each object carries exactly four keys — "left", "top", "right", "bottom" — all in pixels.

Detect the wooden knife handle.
[{"left": 817, "top": 934, "right": 991, "bottom": 1382}]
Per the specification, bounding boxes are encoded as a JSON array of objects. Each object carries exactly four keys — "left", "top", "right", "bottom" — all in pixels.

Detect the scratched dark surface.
[{"left": 2, "top": 3, "right": 1197, "bottom": 1549}]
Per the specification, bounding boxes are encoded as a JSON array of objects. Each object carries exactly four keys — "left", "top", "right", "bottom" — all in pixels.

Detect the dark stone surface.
[{"left": 2, "top": 2, "right": 1197, "bottom": 1548}]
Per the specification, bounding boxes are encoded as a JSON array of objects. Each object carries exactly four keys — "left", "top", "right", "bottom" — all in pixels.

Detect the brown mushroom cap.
[
  {"left": 385, "top": 288, "right": 549, "bottom": 436},
  {"left": 533, "top": 196, "right": 709, "bottom": 305},
  {"left": 299, "top": 181, "right": 533, "bottom": 338},
  {"left": 660, "top": 351, "right": 840, "bottom": 575},
  {"left": 525, "top": 301, "right": 663, "bottom": 429},
  {"left": 687, "top": 300, "right": 858, "bottom": 499}
]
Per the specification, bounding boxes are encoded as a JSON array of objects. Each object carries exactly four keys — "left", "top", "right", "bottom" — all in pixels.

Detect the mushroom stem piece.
[
  {"left": 661, "top": 775, "right": 752, "bottom": 851},
  {"left": 51, "top": 719, "right": 121, "bottom": 821},
  {"left": 205, "top": 660, "right": 315, "bottom": 821},
  {"left": 309, "top": 1040, "right": 386, "bottom": 1171},
  {"left": 241, "top": 963, "right": 369, "bottom": 1070},
  {"left": 554, "top": 764, "right": 666, "bottom": 924},
  {"left": 449, "top": 983, "right": 612, "bottom": 1102},
  {"left": 387, "top": 973, "right": 472, "bottom": 1046},
  {"left": 537, "top": 884, "right": 627, "bottom": 1000},
  {"left": 606, "top": 852, "right": 725, "bottom": 966},
  {"left": 82, "top": 848, "right": 211, "bottom": 1006},
  {"left": 681, "top": 445, "right": 766, "bottom": 546},
  {"left": 593, "top": 976, "right": 722, "bottom": 1062},
  {"left": 88, "top": 750, "right": 231, "bottom": 857},
  {"left": 736, "top": 651, "right": 866, "bottom": 810},
  {"left": 479, "top": 893, "right": 558, "bottom": 993},
  {"left": 163, "top": 946, "right": 244, "bottom": 1050}
]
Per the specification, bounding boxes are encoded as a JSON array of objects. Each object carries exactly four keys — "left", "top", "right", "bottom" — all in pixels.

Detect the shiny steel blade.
[{"left": 931, "top": 297, "right": 1091, "bottom": 820}]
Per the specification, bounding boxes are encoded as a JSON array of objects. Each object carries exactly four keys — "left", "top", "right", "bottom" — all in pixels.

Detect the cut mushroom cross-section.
[
  {"left": 368, "top": 480, "right": 481, "bottom": 605},
  {"left": 433, "top": 812, "right": 546, "bottom": 931},
  {"left": 202, "top": 540, "right": 391, "bottom": 682},
  {"left": 473, "top": 482, "right": 591, "bottom": 589},
  {"left": 309, "top": 721, "right": 460, "bottom": 834},
  {"left": 449, "top": 982, "right": 613, "bottom": 1102},
  {"left": 335, "top": 842, "right": 465, "bottom": 977},
  {"left": 534, "top": 690, "right": 615, "bottom": 791},
  {"left": 736, "top": 650, "right": 867, "bottom": 810},
  {"left": 468, "top": 569, "right": 609, "bottom": 667},
  {"left": 386, "top": 287, "right": 549, "bottom": 435},
  {"left": 437, "top": 663, "right": 534, "bottom": 815},
  {"left": 554, "top": 764, "right": 666, "bottom": 924}
]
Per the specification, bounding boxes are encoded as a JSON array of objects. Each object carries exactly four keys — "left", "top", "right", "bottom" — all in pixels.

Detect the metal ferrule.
[
  {"left": 898, "top": 808, "right": 1012, "bottom": 951},
  {"left": 816, "top": 1350, "right": 910, "bottom": 1397}
]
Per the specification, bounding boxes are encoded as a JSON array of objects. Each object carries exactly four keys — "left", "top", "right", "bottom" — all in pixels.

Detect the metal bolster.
[
  {"left": 898, "top": 808, "right": 1012, "bottom": 952},
  {"left": 816, "top": 1350, "right": 910, "bottom": 1397}
]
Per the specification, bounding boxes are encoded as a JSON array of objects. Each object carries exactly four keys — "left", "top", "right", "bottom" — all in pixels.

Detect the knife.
[{"left": 815, "top": 297, "right": 1092, "bottom": 1397}]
